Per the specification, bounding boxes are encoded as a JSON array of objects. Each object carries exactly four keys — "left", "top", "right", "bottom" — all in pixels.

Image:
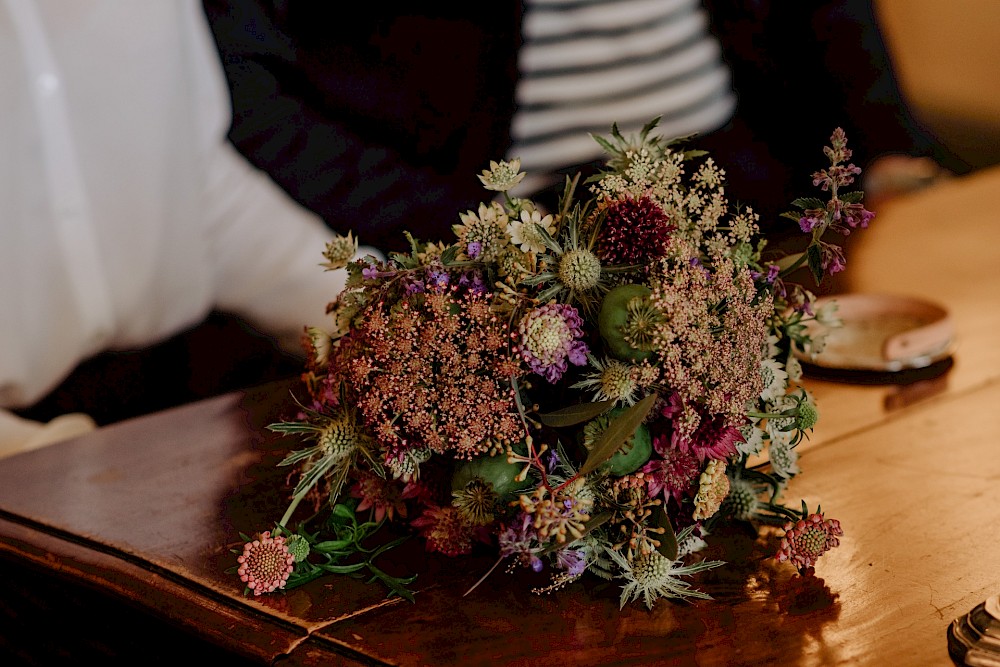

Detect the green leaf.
[
  {"left": 578, "top": 394, "right": 656, "bottom": 476},
  {"left": 537, "top": 400, "right": 614, "bottom": 428},
  {"left": 277, "top": 445, "right": 323, "bottom": 467},
  {"left": 806, "top": 244, "right": 825, "bottom": 284},
  {"left": 535, "top": 223, "right": 563, "bottom": 255},
  {"left": 540, "top": 510, "right": 614, "bottom": 554},
  {"left": 780, "top": 211, "right": 803, "bottom": 223},
  {"left": 320, "top": 562, "right": 367, "bottom": 575},
  {"left": 521, "top": 272, "right": 558, "bottom": 287},
  {"left": 439, "top": 244, "right": 460, "bottom": 266},
  {"left": 590, "top": 133, "right": 617, "bottom": 155},
  {"left": 267, "top": 421, "right": 320, "bottom": 435},
  {"left": 312, "top": 538, "right": 353, "bottom": 553},
  {"left": 839, "top": 190, "right": 865, "bottom": 204},
  {"left": 651, "top": 504, "right": 678, "bottom": 560},
  {"left": 791, "top": 197, "right": 825, "bottom": 210}
]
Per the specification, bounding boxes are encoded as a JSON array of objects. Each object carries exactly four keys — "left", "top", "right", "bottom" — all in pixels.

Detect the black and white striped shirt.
[{"left": 509, "top": 0, "right": 735, "bottom": 192}]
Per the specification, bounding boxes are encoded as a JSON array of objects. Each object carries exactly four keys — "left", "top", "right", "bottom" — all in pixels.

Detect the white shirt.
[{"left": 0, "top": 1, "right": 348, "bottom": 451}]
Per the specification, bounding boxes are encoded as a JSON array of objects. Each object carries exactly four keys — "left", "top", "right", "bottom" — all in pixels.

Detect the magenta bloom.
[
  {"left": 517, "top": 303, "right": 589, "bottom": 383},
  {"left": 237, "top": 531, "right": 295, "bottom": 596},
  {"left": 597, "top": 195, "right": 674, "bottom": 264},
  {"left": 673, "top": 413, "right": 744, "bottom": 462},
  {"left": 642, "top": 443, "right": 700, "bottom": 504},
  {"left": 775, "top": 512, "right": 844, "bottom": 572}
]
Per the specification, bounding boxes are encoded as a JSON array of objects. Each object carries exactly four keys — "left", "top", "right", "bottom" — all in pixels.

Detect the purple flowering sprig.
[{"left": 779, "top": 127, "right": 874, "bottom": 283}]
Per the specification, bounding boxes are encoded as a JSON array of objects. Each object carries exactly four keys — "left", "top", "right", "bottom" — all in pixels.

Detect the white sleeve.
[
  {"left": 0, "top": 409, "right": 96, "bottom": 460},
  {"left": 200, "top": 139, "right": 347, "bottom": 355}
]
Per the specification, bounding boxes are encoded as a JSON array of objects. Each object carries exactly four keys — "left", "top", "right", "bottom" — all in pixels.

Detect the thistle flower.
[
  {"left": 237, "top": 531, "right": 295, "bottom": 596},
  {"left": 517, "top": 303, "right": 589, "bottom": 383},
  {"left": 572, "top": 355, "right": 642, "bottom": 406},
  {"left": 721, "top": 475, "right": 763, "bottom": 521},
  {"left": 605, "top": 547, "right": 722, "bottom": 609},
  {"left": 775, "top": 512, "right": 843, "bottom": 572},
  {"left": 479, "top": 158, "right": 526, "bottom": 192}
]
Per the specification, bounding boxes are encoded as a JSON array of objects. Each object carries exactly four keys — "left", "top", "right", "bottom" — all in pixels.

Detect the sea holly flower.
[
  {"left": 237, "top": 531, "right": 295, "bottom": 596},
  {"left": 775, "top": 512, "right": 843, "bottom": 572},
  {"left": 606, "top": 547, "right": 722, "bottom": 609},
  {"left": 517, "top": 303, "right": 589, "bottom": 383}
]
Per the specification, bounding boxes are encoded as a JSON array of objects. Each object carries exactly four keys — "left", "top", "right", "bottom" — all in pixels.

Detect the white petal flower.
[{"left": 759, "top": 358, "right": 789, "bottom": 402}]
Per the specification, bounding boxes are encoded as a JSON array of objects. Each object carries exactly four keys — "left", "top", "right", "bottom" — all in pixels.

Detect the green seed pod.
[
  {"left": 598, "top": 284, "right": 654, "bottom": 362},
  {"left": 451, "top": 450, "right": 531, "bottom": 498},
  {"left": 606, "top": 415, "right": 652, "bottom": 476}
]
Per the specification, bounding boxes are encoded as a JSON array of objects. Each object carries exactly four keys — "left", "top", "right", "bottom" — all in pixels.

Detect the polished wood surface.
[{"left": 3, "top": 167, "right": 1000, "bottom": 665}]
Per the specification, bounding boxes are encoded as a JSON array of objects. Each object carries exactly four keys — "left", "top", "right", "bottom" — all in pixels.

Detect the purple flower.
[
  {"left": 766, "top": 263, "right": 780, "bottom": 283},
  {"left": 498, "top": 512, "right": 543, "bottom": 572},
  {"left": 555, "top": 548, "right": 586, "bottom": 577},
  {"left": 517, "top": 303, "right": 589, "bottom": 383},
  {"left": 467, "top": 241, "right": 482, "bottom": 259},
  {"left": 427, "top": 269, "right": 450, "bottom": 291},
  {"left": 798, "top": 211, "right": 825, "bottom": 233},
  {"left": 405, "top": 279, "right": 426, "bottom": 295},
  {"left": 362, "top": 265, "right": 380, "bottom": 281}
]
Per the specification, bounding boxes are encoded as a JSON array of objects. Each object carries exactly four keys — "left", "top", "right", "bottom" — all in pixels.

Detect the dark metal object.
[{"left": 949, "top": 594, "right": 1000, "bottom": 666}]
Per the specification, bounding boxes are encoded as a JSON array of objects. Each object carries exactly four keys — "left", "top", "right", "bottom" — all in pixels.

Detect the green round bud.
[{"left": 285, "top": 534, "right": 310, "bottom": 563}]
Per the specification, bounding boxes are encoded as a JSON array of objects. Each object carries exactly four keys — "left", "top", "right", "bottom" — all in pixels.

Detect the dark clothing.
[
  {"left": 203, "top": 2, "right": 521, "bottom": 251},
  {"left": 203, "top": 0, "right": 968, "bottom": 246}
]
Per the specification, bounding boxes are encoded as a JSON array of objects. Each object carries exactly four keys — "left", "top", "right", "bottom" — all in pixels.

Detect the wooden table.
[{"left": 3, "top": 167, "right": 1000, "bottom": 665}]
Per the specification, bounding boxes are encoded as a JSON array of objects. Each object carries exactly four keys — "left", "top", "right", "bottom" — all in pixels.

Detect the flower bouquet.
[{"left": 234, "top": 119, "right": 871, "bottom": 608}]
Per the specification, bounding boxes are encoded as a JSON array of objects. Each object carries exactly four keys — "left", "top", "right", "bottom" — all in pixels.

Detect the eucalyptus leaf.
[
  {"left": 651, "top": 504, "right": 679, "bottom": 560},
  {"left": 578, "top": 393, "right": 656, "bottom": 476},
  {"left": 537, "top": 399, "right": 614, "bottom": 428}
]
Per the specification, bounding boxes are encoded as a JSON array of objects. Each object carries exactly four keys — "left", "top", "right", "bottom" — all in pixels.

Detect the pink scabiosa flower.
[
  {"left": 775, "top": 512, "right": 844, "bottom": 572},
  {"left": 597, "top": 194, "right": 674, "bottom": 265},
  {"left": 517, "top": 303, "right": 589, "bottom": 383},
  {"left": 237, "top": 531, "right": 295, "bottom": 596}
]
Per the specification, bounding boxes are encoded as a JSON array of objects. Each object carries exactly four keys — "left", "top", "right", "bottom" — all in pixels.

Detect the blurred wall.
[{"left": 876, "top": 0, "right": 1000, "bottom": 169}]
